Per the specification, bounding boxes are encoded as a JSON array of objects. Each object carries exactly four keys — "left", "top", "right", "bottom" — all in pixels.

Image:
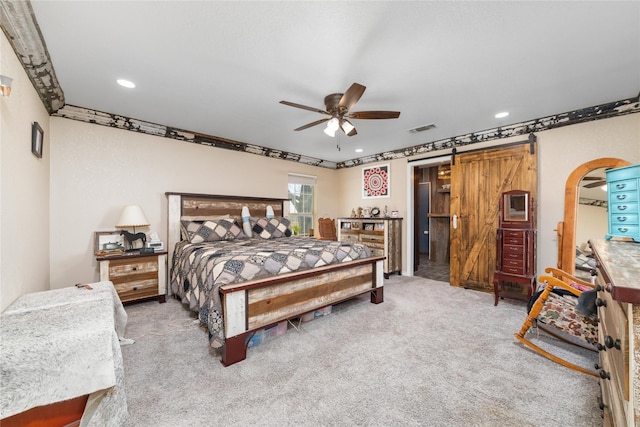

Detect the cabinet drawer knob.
[
  {"left": 616, "top": 194, "right": 627, "bottom": 200},
  {"left": 598, "top": 369, "right": 611, "bottom": 380},
  {"left": 616, "top": 216, "right": 627, "bottom": 222},
  {"left": 615, "top": 183, "right": 626, "bottom": 190},
  {"left": 133, "top": 286, "right": 138, "bottom": 291},
  {"left": 604, "top": 335, "right": 621, "bottom": 350}
]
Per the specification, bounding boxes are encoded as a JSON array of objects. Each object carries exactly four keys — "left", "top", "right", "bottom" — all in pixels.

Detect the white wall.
[
  {"left": 49, "top": 118, "right": 341, "bottom": 289},
  {"left": 0, "top": 31, "right": 51, "bottom": 310},
  {"left": 576, "top": 204, "right": 608, "bottom": 249},
  {"left": 337, "top": 113, "right": 639, "bottom": 276}
]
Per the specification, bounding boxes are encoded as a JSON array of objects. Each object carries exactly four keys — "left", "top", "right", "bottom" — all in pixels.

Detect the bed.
[{"left": 166, "top": 192, "right": 384, "bottom": 366}]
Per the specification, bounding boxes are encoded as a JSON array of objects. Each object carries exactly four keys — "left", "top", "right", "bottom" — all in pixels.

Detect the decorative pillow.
[
  {"left": 266, "top": 205, "right": 275, "bottom": 219},
  {"left": 180, "top": 219, "right": 246, "bottom": 243},
  {"left": 241, "top": 206, "right": 252, "bottom": 237},
  {"left": 250, "top": 216, "right": 292, "bottom": 239}
]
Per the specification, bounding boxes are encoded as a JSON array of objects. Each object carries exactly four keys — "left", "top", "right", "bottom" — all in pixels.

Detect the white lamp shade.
[
  {"left": 116, "top": 205, "right": 150, "bottom": 228},
  {"left": 324, "top": 126, "right": 336, "bottom": 137},
  {"left": 341, "top": 120, "right": 355, "bottom": 134}
]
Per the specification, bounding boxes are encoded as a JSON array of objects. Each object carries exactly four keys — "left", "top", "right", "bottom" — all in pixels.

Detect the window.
[{"left": 288, "top": 173, "right": 316, "bottom": 236}]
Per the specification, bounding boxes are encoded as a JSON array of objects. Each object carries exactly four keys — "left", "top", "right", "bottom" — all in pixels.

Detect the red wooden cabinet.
[{"left": 493, "top": 190, "right": 536, "bottom": 305}]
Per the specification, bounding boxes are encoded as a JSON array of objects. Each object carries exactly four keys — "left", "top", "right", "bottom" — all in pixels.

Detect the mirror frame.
[{"left": 558, "top": 157, "right": 631, "bottom": 274}]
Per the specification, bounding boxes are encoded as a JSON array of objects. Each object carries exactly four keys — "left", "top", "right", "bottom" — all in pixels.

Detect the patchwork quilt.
[{"left": 170, "top": 237, "right": 371, "bottom": 348}]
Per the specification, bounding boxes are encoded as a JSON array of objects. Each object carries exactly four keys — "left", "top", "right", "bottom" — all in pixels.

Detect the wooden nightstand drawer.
[
  {"left": 108, "top": 259, "right": 158, "bottom": 279},
  {"left": 115, "top": 278, "right": 159, "bottom": 302},
  {"left": 97, "top": 251, "right": 167, "bottom": 304}
]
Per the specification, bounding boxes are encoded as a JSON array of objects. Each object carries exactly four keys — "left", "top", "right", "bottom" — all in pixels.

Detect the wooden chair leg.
[
  {"left": 514, "top": 279, "right": 597, "bottom": 377},
  {"left": 514, "top": 333, "right": 598, "bottom": 377}
]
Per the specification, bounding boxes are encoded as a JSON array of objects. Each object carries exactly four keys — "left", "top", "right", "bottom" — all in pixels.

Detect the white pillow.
[
  {"left": 266, "top": 205, "right": 275, "bottom": 218},
  {"left": 242, "top": 206, "right": 252, "bottom": 237}
]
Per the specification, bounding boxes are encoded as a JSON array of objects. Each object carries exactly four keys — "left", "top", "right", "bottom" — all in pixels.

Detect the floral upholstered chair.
[{"left": 514, "top": 267, "right": 598, "bottom": 377}]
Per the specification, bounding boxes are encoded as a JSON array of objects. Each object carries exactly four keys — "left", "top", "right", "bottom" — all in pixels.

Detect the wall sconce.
[
  {"left": 0, "top": 75, "right": 13, "bottom": 97},
  {"left": 437, "top": 164, "right": 451, "bottom": 180}
]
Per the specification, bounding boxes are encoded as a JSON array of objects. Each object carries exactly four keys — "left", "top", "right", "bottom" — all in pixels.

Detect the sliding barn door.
[{"left": 449, "top": 143, "right": 537, "bottom": 293}]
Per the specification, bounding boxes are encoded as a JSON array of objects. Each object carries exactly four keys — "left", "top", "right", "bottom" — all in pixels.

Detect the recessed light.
[
  {"left": 355, "top": 148, "right": 363, "bottom": 153},
  {"left": 494, "top": 111, "right": 509, "bottom": 119},
  {"left": 117, "top": 79, "right": 136, "bottom": 88}
]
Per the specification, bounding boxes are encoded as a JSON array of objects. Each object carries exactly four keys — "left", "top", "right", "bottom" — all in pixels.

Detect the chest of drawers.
[
  {"left": 606, "top": 164, "right": 640, "bottom": 242},
  {"left": 590, "top": 239, "right": 640, "bottom": 426},
  {"left": 97, "top": 251, "right": 167, "bottom": 303},
  {"left": 337, "top": 218, "right": 402, "bottom": 278},
  {"left": 493, "top": 228, "right": 536, "bottom": 305}
]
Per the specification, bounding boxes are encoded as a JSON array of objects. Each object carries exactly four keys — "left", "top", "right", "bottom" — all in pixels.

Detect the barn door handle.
[{"left": 452, "top": 214, "right": 458, "bottom": 229}]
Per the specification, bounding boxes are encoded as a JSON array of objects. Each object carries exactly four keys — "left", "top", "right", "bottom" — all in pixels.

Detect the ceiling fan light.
[
  {"left": 341, "top": 120, "right": 355, "bottom": 134},
  {"left": 327, "top": 117, "right": 339, "bottom": 131},
  {"left": 324, "top": 126, "right": 336, "bottom": 137}
]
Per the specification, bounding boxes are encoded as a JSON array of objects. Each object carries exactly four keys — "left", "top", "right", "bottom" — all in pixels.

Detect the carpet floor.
[{"left": 121, "top": 275, "right": 600, "bottom": 426}]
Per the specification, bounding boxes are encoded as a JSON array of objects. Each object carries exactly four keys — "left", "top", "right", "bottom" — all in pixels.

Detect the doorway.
[{"left": 409, "top": 159, "right": 451, "bottom": 282}]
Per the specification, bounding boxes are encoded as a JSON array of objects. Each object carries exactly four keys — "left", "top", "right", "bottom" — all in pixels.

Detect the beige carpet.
[{"left": 121, "top": 275, "right": 600, "bottom": 426}]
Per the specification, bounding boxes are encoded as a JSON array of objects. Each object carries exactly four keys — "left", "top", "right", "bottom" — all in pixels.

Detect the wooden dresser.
[
  {"left": 337, "top": 217, "right": 402, "bottom": 278},
  {"left": 589, "top": 239, "right": 640, "bottom": 426},
  {"left": 97, "top": 251, "right": 167, "bottom": 303},
  {"left": 493, "top": 190, "right": 536, "bottom": 305}
]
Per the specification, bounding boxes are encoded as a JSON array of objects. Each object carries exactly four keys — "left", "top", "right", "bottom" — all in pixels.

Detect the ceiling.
[{"left": 25, "top": 1, "right": 640, "bottom": 164}]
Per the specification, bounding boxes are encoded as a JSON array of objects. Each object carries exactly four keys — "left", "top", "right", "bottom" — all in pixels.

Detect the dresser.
[
  {"left": 606, "top": 164, "right": 640, "bottom": 242},
  {"left": 337, "top": 217, "right": 402, "bottom": 278},
  {"left": 493, "top": 190, "right": 536, "bottom": 305},
  {"left": 97, "top": 251, "right": 167, "bottom": 303},
  {"left": 589, "top": 239, "right": 640, "bottom": 426}
]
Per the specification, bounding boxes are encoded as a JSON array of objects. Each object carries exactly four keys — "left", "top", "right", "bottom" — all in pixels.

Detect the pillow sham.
[
  {"left": 180, "top": 219, "right": 246, "bottom": 243},
  {"left": 250, "top": 216, "right": 292, "bottom": 239}
]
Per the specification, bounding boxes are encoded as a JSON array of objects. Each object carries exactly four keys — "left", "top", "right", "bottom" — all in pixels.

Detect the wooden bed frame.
[{"left": 166, "top": 192, "right": 384, "bottom": 366}]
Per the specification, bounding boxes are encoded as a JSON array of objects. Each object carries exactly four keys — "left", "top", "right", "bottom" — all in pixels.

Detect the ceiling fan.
[
  {"left": 582, "top": 178, "right": 607, "bottom": 188},
  {"left": 279, "top": 83, "right": 400, "bottom": 137}
]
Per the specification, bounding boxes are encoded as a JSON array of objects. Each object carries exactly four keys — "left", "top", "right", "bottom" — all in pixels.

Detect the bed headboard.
[{"left": 165, "top": 192, "right": 289, "bottom": 276}]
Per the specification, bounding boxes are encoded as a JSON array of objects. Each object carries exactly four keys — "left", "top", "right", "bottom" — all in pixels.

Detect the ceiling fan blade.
[
  {"left": 346, "top": 127, "right": 357, "bottom": 137},
  {"left": 338, "top": 83, "right": 366, "bottom": 111},
  {"left": 583, "top": 180, "right": 607, "bottom": 188},
  {"left": 280, "top": 100, "right": 330, "bottom": 115},
  {"left": 348, "top": 111, "right": 401, "bottom": 120},
  {"left": 294, "top": 118, "right": 330, "bottom": 131}
]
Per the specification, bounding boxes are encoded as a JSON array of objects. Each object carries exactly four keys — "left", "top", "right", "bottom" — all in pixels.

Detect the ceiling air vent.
[{"left": 408, "top": 123, "right": 436, "bottom": 133}]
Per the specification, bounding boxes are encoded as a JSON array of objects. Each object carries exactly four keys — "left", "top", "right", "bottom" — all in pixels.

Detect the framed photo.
[
  {"left": 375, "top": 223, "right": 385, "bottom": 230},
  {"left": 364, "top": 224, "right": 374, "bottom": 231},
  {"left": 362, "top": 163, "right": 390, "bottom": 199},
  {"left": 31, "top": 122, "right": 44, "bottom": 158},
  {"left": 342, "top": 222, "right": 351, "bottom": 229},
  {"left": 94, "top": 231, "right": 125, "bottom": 254}
]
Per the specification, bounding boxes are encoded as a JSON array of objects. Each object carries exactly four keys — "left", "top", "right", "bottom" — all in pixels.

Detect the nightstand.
[{"left": 97, "top": 251, "right": 167, "bottom": 303}]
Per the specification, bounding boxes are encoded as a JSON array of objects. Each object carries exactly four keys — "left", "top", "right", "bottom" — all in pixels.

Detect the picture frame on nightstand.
[{"left": 94, "top": 231, "right": 125, "bottom": 254}]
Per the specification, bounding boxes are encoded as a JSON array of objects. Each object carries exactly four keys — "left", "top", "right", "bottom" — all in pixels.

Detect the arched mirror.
[{"left": 557, "top": 157, "right": 631, "bottom": 275}]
